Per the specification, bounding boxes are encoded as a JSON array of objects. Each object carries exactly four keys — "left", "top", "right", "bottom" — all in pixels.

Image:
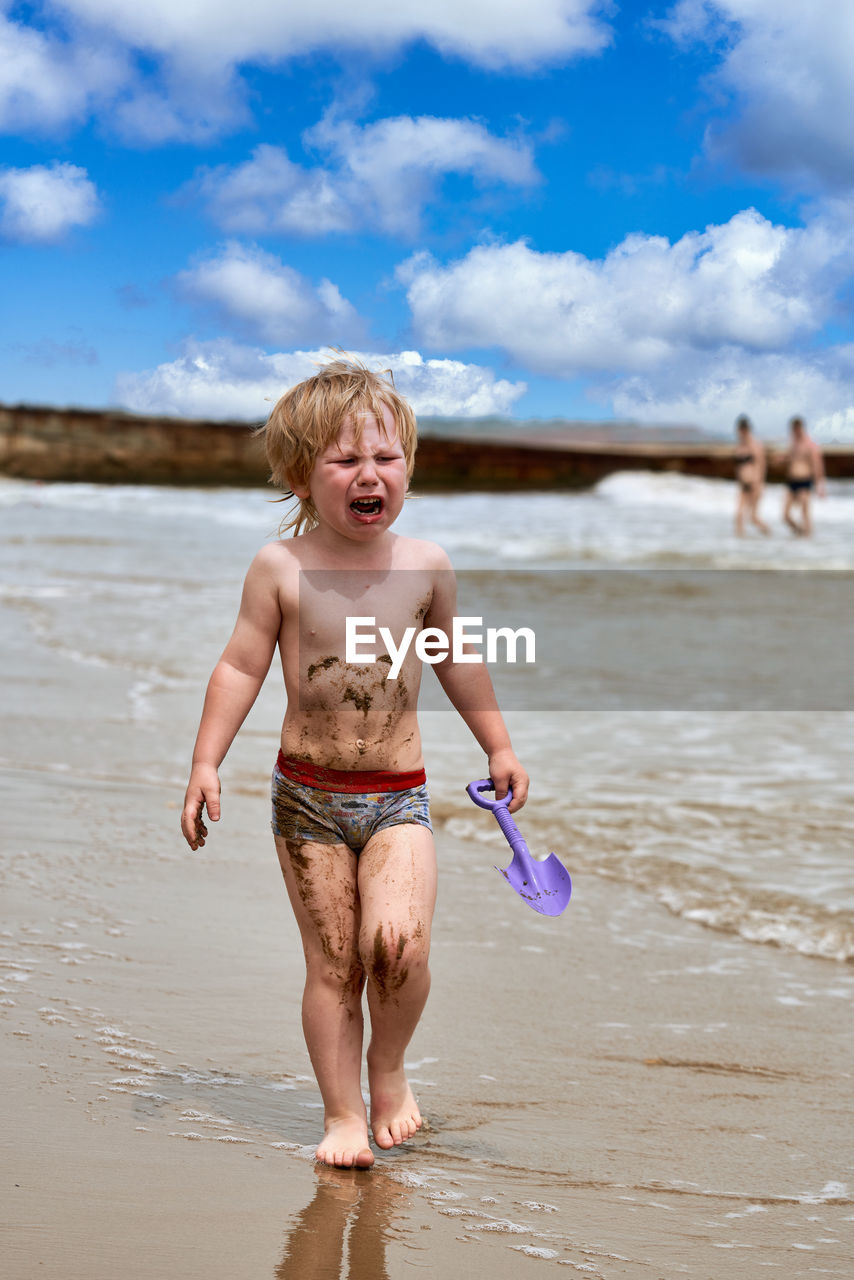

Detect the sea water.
[{"left": 1, "top": 472, "right": 852, "bottom": 963}]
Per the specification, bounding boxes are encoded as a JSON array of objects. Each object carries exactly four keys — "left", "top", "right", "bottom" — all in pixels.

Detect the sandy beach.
[
  {"left": 3, "top": 478, "right": 853, "bottom": 1278},
  {"left": 4, "top": 754, "right": 853, "bottom": 1278}
]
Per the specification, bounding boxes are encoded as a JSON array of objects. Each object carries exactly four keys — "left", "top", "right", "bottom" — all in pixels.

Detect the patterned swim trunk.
[{"left": 271, "top": 752, "right": 432, "bottom": 854}]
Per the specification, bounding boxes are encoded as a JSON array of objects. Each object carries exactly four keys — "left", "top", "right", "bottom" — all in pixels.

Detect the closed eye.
[{"left": 333, "top": 454, "right": 401, "bottom": 465}]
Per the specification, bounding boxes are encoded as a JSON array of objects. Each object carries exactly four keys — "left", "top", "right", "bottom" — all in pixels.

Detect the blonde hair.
[{"left": 260, "top": 357, "right": 418, "bottom": 536}]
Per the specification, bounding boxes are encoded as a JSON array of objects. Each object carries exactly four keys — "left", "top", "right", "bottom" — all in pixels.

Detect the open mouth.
[{"left": 350, "top": 497, "right": 383, "bottom": 516}]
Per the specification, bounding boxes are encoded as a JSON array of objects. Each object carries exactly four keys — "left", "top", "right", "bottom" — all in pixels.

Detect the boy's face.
[{"left": 295, "top": 403, "right": 408, "bottom": 542}]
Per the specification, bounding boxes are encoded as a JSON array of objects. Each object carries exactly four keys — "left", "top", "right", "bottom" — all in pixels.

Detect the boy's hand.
[
  {"left": 489, "top": 748, "right": 529, "bottom": 813},
  {"left": 181, "top": 764, "right": 221, "bottom": 850}
]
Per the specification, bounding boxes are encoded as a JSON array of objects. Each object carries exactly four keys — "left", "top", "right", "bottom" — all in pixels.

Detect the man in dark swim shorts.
[{"left": 782, "top": 417, "right": 825, "bottom": 536}]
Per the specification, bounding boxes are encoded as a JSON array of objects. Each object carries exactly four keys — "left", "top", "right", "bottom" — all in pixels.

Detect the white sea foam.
[
  {"left": 398, "top": 475, "right": 854, "bottom": 570},
  {"left": 799, "top": 1182, "right": 850, "bottom": 1204}
]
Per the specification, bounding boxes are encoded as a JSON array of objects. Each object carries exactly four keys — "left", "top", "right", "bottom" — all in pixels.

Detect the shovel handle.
[
  {"left": 466, "top": 778, "right": 511, "bottom": 810},
  {"left": 492, "top": 802, "right": 529, "bottom": 859},
  {"left": 466, "top": 779, "right": 529, "bottom": 858}
]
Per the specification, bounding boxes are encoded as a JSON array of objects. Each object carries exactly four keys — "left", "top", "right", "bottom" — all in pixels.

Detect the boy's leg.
[
  {"left": 357, "top": 822, "right": 437, "bottom": 1150},
  {"left": 274, "top": 834, "right": 373, "bottom": 1168}
]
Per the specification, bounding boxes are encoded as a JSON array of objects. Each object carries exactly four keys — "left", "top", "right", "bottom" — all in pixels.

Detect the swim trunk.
[
  {"left": 787, "top": 478, "right": 813, "bottom": 493},
  {"left": 271, "top": 751, "right": 432, "bottom": 853}
]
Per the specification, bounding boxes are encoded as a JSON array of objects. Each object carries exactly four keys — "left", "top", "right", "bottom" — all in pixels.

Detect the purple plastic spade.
[{"left": 466, "top": 779, "right": 572, "bottom": 917}]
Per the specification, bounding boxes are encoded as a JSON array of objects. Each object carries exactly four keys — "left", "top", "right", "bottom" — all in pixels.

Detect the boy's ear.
[{"left": 286, "top": 471, "right": 310, "bottom": 500}]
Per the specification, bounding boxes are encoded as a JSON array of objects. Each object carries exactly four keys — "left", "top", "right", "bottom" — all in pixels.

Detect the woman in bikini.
[{"left": 733, "top": 415, "right": 770, "bottom": 536}]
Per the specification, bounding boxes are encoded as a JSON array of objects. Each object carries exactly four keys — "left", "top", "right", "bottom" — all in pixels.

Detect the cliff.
[
  {"left": 0, "top": 403, "right": 266, "bottom": 486},
  {"left": 2, "top": 402, "right": 853, "bottom": 489}
]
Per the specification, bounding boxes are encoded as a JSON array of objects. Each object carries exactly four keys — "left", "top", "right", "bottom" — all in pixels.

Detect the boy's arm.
[
  {"left": 181, "top": 549, "right": 283, "bottom": 850},
  {"left": 425, "top": 555, "right": 529, "bottom": 812}
]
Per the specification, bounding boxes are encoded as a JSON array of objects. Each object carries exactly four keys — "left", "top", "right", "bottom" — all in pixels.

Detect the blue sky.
[{"left": 3, "top": 1, "right": 854, "bottom": 438}]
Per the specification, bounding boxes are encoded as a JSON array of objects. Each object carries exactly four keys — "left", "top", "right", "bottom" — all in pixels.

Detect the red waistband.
[{"left": 275, "top": 750, "right": 426, "bottom": 794}]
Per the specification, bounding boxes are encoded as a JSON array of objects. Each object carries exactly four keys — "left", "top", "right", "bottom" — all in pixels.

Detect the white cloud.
[
  {"left": 400, "top": 208, "right": 854, "bottom": 374},
  {"left": 113, "top": 341, "right": 526, "bottom": 420},
  {"left": 193, "top": 145, "right": 352, "bottom": 236},
  {"left": 1, "top": 2, "right": 608, "bottom": 140},
  {"left": 175, "top": 243, "right": 361, "bottom": 345},
  {"left": 662, "top": 1, "right": 854, "bottom": 190},
  {"left": 193, "top": 115, "right": 538, "bottom": 238},
  {"left": 114, "top": 340, "right": 303, "bottom": 421},
  {"left": 0, "top": 162, "right": 99, "bottom": 241},
  {"left": 108, "top": 65, "right": 251, "bottom": 145},
  {"left": 311, "top": 114, "right": 539, "bottom": 236},
  {"left": 399, "top": 201, "right": 854, "bottom": 438},
  {"left": 0, "top": 10, "right": 244, "bottom": 144},
  {"left": 0, "top": 13, "right": 125, "bottom": 131},
  {"left": 384, "top": 348, "right": 527, "bottom": 416},
  {"left": 606, "top": 345, "right": 854, "bottom": 443},
  {"left": 52, "top": 0, "right": 611, "bottom": 71}
]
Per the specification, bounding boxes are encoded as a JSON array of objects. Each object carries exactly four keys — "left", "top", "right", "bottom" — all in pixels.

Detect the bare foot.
[
  {"left": 316, "top": 1115, "right": 374, "bottom": 1169},
  {"left": 368, "top": 1062, "right": 422, "bottom": 1150}
]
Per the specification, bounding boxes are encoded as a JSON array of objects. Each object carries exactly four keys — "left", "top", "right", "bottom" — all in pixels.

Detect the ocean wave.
[
  {"left": 654, "top": 879, "right": 854, "bottom": 963},
  {"left": 585, "top": 844, "right": 854, "bottom": 963},
  {"left": 5, "top": 473, "right": 854, "bottom": 569},
  {"left": 436, "top": 791, "right": 854, "bottom": 964},
  {"left": 401, "top": 476, "right": 854, "bottom": 569},
  {"left": 0, "top": 477, "right": 273, "bottom": 528}
]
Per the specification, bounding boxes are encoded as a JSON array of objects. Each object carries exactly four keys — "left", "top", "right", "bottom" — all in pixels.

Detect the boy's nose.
[{"left": 357, "top": 458, "right": 378, "bottom": 483}]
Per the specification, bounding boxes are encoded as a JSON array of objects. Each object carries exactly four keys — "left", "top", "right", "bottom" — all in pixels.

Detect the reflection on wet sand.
[{"left": 276, "top": 1165, "right": 407, "bottom": 1280}]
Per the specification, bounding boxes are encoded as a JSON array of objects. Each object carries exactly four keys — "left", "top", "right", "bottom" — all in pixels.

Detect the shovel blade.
[{"left": 496, "top": 849, "right": 572, "bottom": 917}]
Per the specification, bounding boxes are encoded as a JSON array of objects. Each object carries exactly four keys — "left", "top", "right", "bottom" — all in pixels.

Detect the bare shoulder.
[
  {"left": 246, "top": 539, "right": 294, "bottom": 577},
  {"left": 245, "top": 539, "right": 301, "bottom": 603},
  {"left": 392, "top": 534, "right": 453, "bottom": 572},
  {"left": 251, "top": 538, "right": 300, "bottom": 571}
]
